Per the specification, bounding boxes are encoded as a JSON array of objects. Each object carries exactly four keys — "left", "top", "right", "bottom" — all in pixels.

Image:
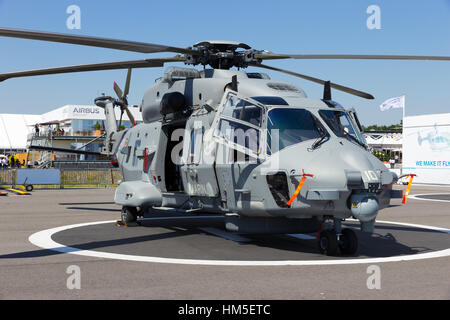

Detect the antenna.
[
  {"left": 231, "top": 75, "right": 238, "bottom": 92},
  {"left": 323, "top": 81, "right": 331, "bottom": 100}
]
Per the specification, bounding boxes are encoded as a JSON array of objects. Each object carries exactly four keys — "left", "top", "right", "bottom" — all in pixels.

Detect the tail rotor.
[{"left": 113, "top": 68, "right": 136, "bottom": 129}]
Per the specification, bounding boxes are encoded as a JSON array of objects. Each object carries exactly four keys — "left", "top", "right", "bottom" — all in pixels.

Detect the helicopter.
[{"left": 1, "top": 28, "right": 449, "bottom": 256}]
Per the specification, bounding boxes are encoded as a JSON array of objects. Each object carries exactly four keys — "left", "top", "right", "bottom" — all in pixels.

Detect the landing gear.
[
  {"left": 121, "top": 206, "right": 138, "bottom": 224},
  {"left": 338, "top": 228, "right": 358, "bottom": 255},
  {"left": 318, "top": 230, "right": 338, "bottom": 256},
  {"left": 317, "top": 218, "right": 358, "bottom": 256}
]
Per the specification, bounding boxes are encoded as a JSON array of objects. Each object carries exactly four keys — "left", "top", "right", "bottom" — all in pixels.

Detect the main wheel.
[
  {"left": 318, "top": 230, "right": 338, "bottom": 256},
  {"left": 339, "top": 228, "right": 358, "bottom": 255},
  {"left": 121, "top": 207, "right": 137, "bottom": 224},
  {"left": 25, "top": 184, "right": 33, "bottom": 192}
]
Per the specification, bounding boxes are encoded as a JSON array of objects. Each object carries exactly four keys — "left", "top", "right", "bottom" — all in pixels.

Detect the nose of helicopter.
[
  {"left": 266, "top": 139, "right": 391, "bottom": 189},
  {"left": 261, "top": 139, "right": 394, "bottom": 231}
]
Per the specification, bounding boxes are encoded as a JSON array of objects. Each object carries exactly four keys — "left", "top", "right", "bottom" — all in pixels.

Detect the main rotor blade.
[
  {"left": 252, "top": 63, "right": 374, "bottom": 100},
  {"left": 254, "top": 53, "right": 450, "bottom": 61},
  {"left": 0, "top": 56, "right": 185, "bottom": 82},
  {"left": 0, "top": 27, "right": 195, "bottom": 55}
]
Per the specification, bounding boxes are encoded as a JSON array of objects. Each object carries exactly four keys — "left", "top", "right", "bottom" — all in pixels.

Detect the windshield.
[
  {"left": 319, "top": 110, "right": 366, "bottom": 146},
  {"left": 267, "top": 108, "right": 326, "bottom": 154}
]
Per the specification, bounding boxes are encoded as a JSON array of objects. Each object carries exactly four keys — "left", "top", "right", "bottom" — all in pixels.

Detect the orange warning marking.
[
  {"left": 286, "top": 169, "right": 314, "bottom": 206},
  {"left": 402, "top": 174, "right": 417, "bottom": 204}
]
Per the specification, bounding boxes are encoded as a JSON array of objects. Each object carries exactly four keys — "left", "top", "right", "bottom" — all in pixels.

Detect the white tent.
[{"left": 0, "top": 113, "right": 42, "bottom": 150}]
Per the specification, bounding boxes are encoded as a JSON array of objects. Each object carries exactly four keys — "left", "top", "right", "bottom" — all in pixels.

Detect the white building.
[{"left": 0, "top": 104, "right": 142, "bottom": 152}]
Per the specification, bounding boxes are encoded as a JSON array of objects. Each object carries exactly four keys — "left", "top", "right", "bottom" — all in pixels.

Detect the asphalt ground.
[{"left": 0, "top": 185, "right": 449, "bottom": 300}]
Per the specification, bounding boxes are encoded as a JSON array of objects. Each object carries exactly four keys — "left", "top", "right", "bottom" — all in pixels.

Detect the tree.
[{"left": 362, "top": 122, "right": 402, "bottom": 132}]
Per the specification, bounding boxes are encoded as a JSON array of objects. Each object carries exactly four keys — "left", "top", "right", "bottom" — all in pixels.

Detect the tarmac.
[{"left": 0, "top": 185, "right": 449, "bottom": 299}]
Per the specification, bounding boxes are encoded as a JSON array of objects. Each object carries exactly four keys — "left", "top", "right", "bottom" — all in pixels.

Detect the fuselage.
[{"left": 113, "top": 67, "right": 397, "bottom": 233}]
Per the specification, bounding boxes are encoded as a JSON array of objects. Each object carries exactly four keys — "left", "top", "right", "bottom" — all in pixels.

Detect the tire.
[
  {"left": 318, "top": 230, "right": 338, "bottom": 256},
  {"left": 25, "top": 185, "right": 33, "bottom": 192},
  {"left": 121, "top": 207, "right": 137, "bottom": 224},
  {"left": 339, "top": 228, "right": 358, "bottom": 255}
]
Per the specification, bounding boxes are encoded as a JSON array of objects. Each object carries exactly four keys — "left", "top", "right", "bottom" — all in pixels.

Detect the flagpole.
[
  {"left": 403, "top": 93, "right": 406, "bottom": 122},
  {"left": 401, "top": 93, "right": 405, "bottom": 176}
]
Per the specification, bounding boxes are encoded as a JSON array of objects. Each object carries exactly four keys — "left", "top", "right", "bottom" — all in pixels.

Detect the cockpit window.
[
  {"left": 222, "top": 94, "right": 262, "bottom": 126},
  {"left": 319, "top": 110, "right": 366, "bottom": 146},
  {"left": 250, "top": 96, "right": 288, "bottom": 106},
  {"left": 267, "top": 108, "right": 326, "bottom": 154}
]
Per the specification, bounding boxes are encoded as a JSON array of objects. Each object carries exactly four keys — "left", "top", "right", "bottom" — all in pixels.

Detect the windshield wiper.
[
  {"left": 311, "top": 125, "right": 328, "bottom": 150},
  {"left": 343, "top": 131, "right": 367, "bottom": 149}
]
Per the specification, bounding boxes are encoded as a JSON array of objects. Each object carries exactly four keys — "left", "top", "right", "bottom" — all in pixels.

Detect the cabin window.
[
  {"left": 222, "top": 95, "right": 262, "bottom": 127},
  {"left": 132, "top": 140, "right": 141, "bottom": 166},
  {"left": 124, "top": 146, "right": 132, "bottom": 163},
  {"left": 188, "top": 127, "right": 204, "bottom": 164},
  {"left": 213, "top": 93, "right": 266, "bottom": 160},
  {"left": 218, "top": 119, "right": 260, "bottom": 155}
]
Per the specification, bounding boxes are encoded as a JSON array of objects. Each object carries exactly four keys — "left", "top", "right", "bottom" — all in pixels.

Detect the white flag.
[{"left": 380, "top": 95, "right": 405, "bottom": 111}]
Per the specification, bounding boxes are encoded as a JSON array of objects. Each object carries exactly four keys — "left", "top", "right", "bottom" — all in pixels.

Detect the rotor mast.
[{"left": 185, "top": 41, "right": 263, "bottom": 70}]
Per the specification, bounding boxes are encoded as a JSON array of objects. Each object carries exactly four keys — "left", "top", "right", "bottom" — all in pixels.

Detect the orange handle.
[
  {"left": 402, "top": 174, "right": 416, "bottom": 204},
  {"left": 287, "top": 176, "right": 307, "bottom": 206},
  {"left": 286, "top": 169, "right": 314, "bottom": 206}
]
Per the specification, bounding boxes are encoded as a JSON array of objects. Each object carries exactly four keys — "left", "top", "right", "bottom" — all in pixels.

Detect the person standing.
[
  {"left": 389, "top": 158, "right": 395, "bottom": 169},
  {"left": 0, "top": 157, "right": 6, "bottom": 169}
]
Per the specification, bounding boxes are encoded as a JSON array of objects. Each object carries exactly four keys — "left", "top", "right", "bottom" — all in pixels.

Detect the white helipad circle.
[
  {"left": 29, "top": 219, "right": 450, "bottom": 266},
  {"left": 409, "top": 193, "right": 450, "bottom": 203}
]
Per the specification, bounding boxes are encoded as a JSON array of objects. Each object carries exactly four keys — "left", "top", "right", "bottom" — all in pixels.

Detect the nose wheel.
[
  {"left": 318, "top": 230, "right": 339, "bottom": 256},
  {"left": 318, "top": 226, "right": 358, "bottom": 256},
  {"left": 121, "top": 206, "right": 138, "bottom": 224},
  {"left": 338, "top": 228, "right": 358, "bottom": 255}
]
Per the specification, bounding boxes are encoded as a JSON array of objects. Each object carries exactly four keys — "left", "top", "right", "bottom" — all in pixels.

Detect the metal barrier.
[
  {"left": 61, "top": 169, "right": 122, "bottom": 187},
  {"left": 0, "top": 169, "right": 16, "bottom": 185},
  {"left": 0, "top": 168, "right": 122, "bottom": 188}
]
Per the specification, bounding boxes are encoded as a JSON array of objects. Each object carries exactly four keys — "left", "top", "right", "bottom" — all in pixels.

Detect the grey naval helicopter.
[{"left": 1, "top": 28, "right": 449, "bottom": 256}]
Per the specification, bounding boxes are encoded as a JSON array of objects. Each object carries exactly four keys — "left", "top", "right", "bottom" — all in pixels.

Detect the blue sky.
[{"left": 0, "top": 0, "right": 449, "bottom": 126}]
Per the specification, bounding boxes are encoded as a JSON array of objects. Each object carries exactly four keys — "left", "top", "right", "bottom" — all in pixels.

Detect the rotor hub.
[{"left": 185, "top": 41, "right": 262, "bottom": 69}]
